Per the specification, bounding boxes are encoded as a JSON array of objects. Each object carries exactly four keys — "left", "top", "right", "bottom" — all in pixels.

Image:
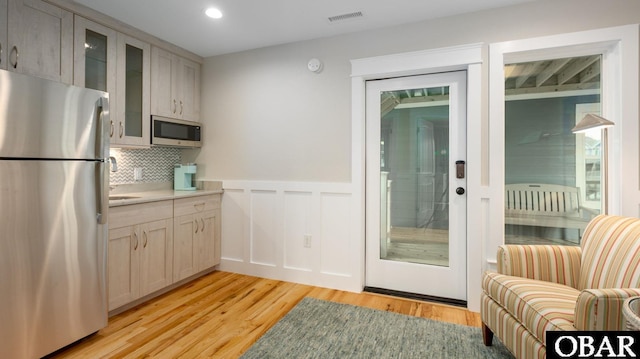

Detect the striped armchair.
[{"left": 481, "top": 215, "right": 640, "bottom": 359}]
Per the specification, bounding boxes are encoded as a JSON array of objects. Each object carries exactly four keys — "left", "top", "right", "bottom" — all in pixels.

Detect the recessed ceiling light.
[{"left": 205, "top": 7, "right": 223, "bottom": 19}]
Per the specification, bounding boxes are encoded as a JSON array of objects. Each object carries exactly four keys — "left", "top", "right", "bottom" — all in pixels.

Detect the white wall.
[
  {"left": 188, "top": 0, "right": 640, "bottom": 309},
  {"left": 193, "top": 0, "right": 640, "bottom": 183}
]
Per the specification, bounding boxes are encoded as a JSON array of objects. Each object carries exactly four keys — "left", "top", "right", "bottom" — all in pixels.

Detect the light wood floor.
[{"left": 50, "top": 271, "right": 481, "bottom": 358}]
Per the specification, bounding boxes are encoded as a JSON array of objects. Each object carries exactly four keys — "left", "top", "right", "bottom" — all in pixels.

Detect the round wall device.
[{"left": 307, "top": 58, "right": 323, "bottom": 73}]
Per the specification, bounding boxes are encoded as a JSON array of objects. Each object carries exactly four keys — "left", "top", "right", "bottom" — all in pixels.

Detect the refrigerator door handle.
[
  {"left": 97, "top": 160, "right": 108, "bottom": 224},
  {"left": 96, "top": 97, "right": 110, "bottom": 225},
  {"left": 96, "top": 97, "right": 110, "bottom": 159}
]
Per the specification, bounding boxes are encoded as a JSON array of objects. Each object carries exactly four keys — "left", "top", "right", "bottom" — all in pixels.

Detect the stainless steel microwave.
[{"left": 151, "top": 116, "right": 202, "bottom": 148}]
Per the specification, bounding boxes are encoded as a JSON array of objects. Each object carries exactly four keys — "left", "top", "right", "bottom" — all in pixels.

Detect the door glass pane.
[
  {"left": 380, "top": 86, "right": 450, "bottom": 266},
  {"left": 125, "top": 44, "right": 143, "bottom": 137},
  {"left": 504, "top": 55, "right": 601, "bottom": 246},
  {"left": 84, "top": 30, "right": 107, "bottom": 92}
]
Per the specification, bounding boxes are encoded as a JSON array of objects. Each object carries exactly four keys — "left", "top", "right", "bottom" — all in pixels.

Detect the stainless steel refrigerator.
[{"left": 0, "top": 70, "right": 109, "bottom": 358}]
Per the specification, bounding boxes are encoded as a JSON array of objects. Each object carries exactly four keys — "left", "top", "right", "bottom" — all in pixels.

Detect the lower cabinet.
[
  {"left": 108, "top": 193, "right": 221, "bottom": 312},
  {"left": 108, "top": 200, "right": 174, "bottom": 311},
  {"left": 173, "top": 195, "right": 221, "bottom": 282}
]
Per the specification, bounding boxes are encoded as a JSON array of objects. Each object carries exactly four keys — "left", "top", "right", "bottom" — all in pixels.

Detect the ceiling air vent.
[{"left": 328, "top": 11, "right": 363, "bottom": 23}]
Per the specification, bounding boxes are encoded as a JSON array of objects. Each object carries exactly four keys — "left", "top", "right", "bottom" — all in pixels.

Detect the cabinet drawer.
[
  {"left": 109, "top": 200, "right": 173, "bottom": 229},
  {"left": 174, "top": 195, "right": 220, "bottom": 217}
]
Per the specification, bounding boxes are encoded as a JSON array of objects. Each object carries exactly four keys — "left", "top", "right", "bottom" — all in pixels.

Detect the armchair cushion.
[
  {"left": 483, "top": 272, "right": 578, "bottom": 344},
  {"left": 578, "top": 215, "right": 640, "bottom": 289}
]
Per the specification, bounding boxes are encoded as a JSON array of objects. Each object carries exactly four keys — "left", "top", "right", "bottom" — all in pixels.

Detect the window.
[{"left": 504, "top": 55, "right": 601, "bottom": 245}]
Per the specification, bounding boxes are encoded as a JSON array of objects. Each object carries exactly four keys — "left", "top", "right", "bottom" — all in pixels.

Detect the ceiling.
[
  {"left": 72, "top": 0, "right": 537, "bottom": 58},
  {"left": 505, "top": 55, "right": 601, "bottom": 97}
]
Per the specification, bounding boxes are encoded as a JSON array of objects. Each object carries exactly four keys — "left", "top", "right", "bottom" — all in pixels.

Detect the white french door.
[{"left": 365, "top": 71, "right": 467, "bottom": 301}]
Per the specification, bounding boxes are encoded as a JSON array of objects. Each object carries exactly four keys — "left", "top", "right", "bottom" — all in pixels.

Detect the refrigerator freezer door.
[
  {"left": 0, "top": 160, "right": 108, "bottom": 358},
  {"left": 0, "top": 70, "right": 109, "bottom": 160}
]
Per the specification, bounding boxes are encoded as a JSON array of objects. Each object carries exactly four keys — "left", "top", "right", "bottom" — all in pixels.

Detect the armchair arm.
[
  {"left": 497, "top": 245, "right": 581, "bottom": 288},
  {"left": 574, "top": 288, "right": 640, "bottom": 330}
]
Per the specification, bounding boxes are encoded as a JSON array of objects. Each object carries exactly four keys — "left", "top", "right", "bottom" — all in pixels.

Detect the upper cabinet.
[
  {"left": 114, "top": 33, "right": 150, "bottom": 147},
  {"left": 73, "top": 16, "right": 117, "bottom": 94},
  {"left": 151, "top": 46, "right": 200, "bottom": 122},
  {"left": 74, "top": 16, "right": 151, "bottom": 148},
  {"left": 6, "top": 0, "right": 73, "bottom": 83},
  {"left": 4, "top": 0, "right": 201, "bottom": 147},
  {"left": 73, "top": 16, "right": 117, "bottom": 125}
]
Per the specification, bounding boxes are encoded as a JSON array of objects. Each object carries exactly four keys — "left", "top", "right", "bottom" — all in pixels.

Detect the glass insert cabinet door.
[
  {"left": 115, "top": 33, "right": 150, "bottom": 147},
  {"left": 365, "top": 71, "right": 467, "bottom": 301},
  {"left": 84, "top": 29, "right": 108, "bottom": 92},
  {"left": 73, "top": 17, "right": 117, "bottom": 105}
]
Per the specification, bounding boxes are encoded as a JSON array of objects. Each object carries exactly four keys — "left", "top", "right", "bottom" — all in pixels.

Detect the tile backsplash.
[{"left": 109, "top": 147, "right": 181, "bottom": 184}]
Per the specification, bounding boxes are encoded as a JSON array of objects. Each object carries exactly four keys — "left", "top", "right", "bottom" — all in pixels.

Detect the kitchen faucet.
[{"left": 109, "top": 156, "right": 117, "bottom": 172}]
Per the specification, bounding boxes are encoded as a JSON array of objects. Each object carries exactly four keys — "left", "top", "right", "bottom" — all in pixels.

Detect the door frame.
[{"left": 351, "top": 44, "right": 483, "bottom": 311}]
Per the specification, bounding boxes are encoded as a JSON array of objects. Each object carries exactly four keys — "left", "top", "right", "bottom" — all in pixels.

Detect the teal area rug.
[{"left": 241, "top": 297, "right": 514, "bottom": 359}]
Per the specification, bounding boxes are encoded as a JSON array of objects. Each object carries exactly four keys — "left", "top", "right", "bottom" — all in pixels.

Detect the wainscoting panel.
[
  {"left": 249, "top": 190, "right": 279, "bottom": 267},
  {"left": 220, "top": 181, "right": 359, "bottom": 292},
  {"left": 221, "top": 189, "right": 246, "bottom": 262},
  {"left": 283, "top": 191, "right": 313, "bottom": 272},
  {"left": 320, "top": 193, "right": 352, "bottom": 277}
]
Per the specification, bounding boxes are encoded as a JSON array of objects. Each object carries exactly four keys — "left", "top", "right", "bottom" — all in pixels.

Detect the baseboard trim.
[{"left": 364, "top": 286, "right": 467, "bottom": 308}]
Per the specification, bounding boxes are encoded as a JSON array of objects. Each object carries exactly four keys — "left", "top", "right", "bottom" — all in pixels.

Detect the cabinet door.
[
  {"left": 73, "top": 16, "right": 117, "bottom": 91},
  {"left": 197, "top": 210, "right": 219, "bottom": 270},
  {"left": 7, "top": 0, "right": 73, "bottom": 83},
  {"left": 178, "top": 57, "right": 200, "bottom": 122},
  {"left": 150, "top": 46, "right": 177, "bottom": 118},
  {"left": 74, "top": 16, "right": 118, "bottom": 140},
  {"left": 151, "top": 46, "right": 201, "bottom": 122},
  {"left": 0, "top": 0, "right": 7, "bottom": 70},
  {"left": 139, "top": 218, "right": 173, "bottom": 296},
  {"left": 173, "top": 214, "right": 197, "bottom": 282},
  {"left": 115, "top": 33, "right": 150, "bottom": 147},
  {"left": 108, "top": 225, "right": 140, "bottom": 311}
]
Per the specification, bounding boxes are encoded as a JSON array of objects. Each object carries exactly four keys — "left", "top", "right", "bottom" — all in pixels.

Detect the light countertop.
[{"left": 109, "top": 181, "right": 223, "bottom": 207}]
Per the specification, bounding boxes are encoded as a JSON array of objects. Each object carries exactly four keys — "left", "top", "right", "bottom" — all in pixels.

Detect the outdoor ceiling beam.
[
  {"left": 557, "top": 56, "right": 599, "bottom": 85},
  {"left": 515, "top": 62, "right": 546, "bottom": 88},
  {"left": 579, "top": 61, "right": 601, "bottom": 84},
  {"left": 399, "top": 94, "right": 449, "bottom": 104},
  {"left": 505, "top": 81, "right": 600, "bottom": 97},
  {"left": 536, "top": 58, "right": 571, "bottom": 87}
]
